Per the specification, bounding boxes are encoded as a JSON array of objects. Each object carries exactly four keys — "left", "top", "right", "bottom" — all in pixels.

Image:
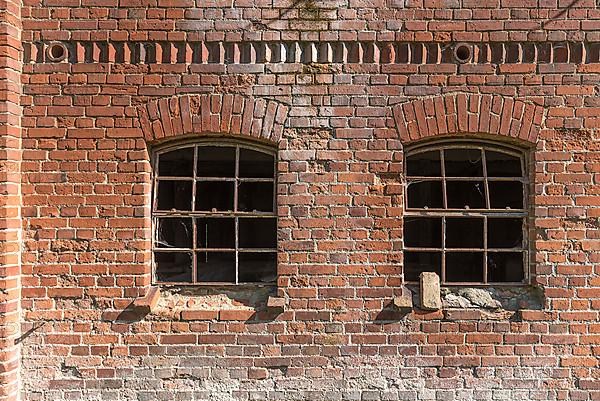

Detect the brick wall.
[
  {"left": 14, "top": 0, "right": 600, "bottom": 400},
  {"left": 0, "top": 0, "right": 21, "bottom": 399}
]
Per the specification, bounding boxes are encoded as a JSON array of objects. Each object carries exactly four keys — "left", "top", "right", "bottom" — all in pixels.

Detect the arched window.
[
  {"left": 404, "top": 140, "right": 529, "bottom": 285},
  {"left": 152, "top": 140, "right": 277, "bottom": 285}
]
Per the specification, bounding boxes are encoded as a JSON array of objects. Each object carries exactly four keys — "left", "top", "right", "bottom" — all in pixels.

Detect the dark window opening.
[
  {"left": 444, "top": 148, "right": 483, "bottom": 177},
  {"left": 156, "top": 218, "right": 193, "bottom": 249},
  {"left": 197, "top": 252, "right": 236, "bottom": 283},
  {"left": 488, "top": 218, "right": 524, "bottom": 249},
  {"left": 196, "top": 218, "right": 235, "bottom": 249},
  {"left": 446, "top": 181, "right": 486, "bottom": 209},
  {"left": 239, "top": 252, "right": 277, "bottom": 283},
  {"left": 404, "top": 251, "right": 442, "bottom": 282},
  {"left": 153, "top": 143, "right": 277, "bottom": 285},
  {"left": 489, "top": 181, "right": 524, "bottom": 210},
  {"left": 239, "top": 218, "right": 277, "bottom": 249},
  {"left": 406, "top": 150, "right": 441, "bottom": 177},
  {"left": 196, "top": 146, "right": 236, "bottom": 178},
  {"left": 239, "top": 148, "right": 275, "bottom": 178},
  {"left": 445, "top": 218, "right": 483, "bottom": 248},
  {"left": 407, "top": 181, "right": 443, "bottom": 209},
  {"left": 159, "top": 147, "right": 194, "bottom": 177},
  {"left": 404, "top": 217, "right": 442, "bottom": 248},
  {"left": 157, "top": 181, "right": 193, "bottom": 211},
  {"left": 405, "top": 143, "right": 528, "bottom": 285},
  {"left": 238, "top": 182, "right": 274, "bottom": 212},
  {"left": 196, "top": 182, "right": 235, "bottom": 212},
  {"left": 486, "top": 150, "right": 522, "bottom": 177},
  {"left": 488, "top": 252, "right": 524, "bottom": 282},
  {"left": 445, "top": 252, "right": 484, "bottom": 283},
  {"left": 155, "top": 252, "right": 193, "bottom": 283}
]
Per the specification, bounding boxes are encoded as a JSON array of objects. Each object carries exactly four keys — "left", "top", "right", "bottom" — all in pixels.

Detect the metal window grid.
[
  {"left": 404, "top": 141, "right": 530, "bottom": 286},
  {"left": 152, "top": 140, "right": 277, "bottom": 285}
]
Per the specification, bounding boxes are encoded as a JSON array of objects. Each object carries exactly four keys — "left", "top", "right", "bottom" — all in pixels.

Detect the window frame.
[
  {"left": 151, "top": 138, "right": 278, "bottom": 286},
  {"left": 403, "top": 138, "right": 532, "bottom": 286}
]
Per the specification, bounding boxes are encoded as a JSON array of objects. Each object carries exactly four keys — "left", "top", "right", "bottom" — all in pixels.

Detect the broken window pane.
[
  {"left": 239, "top": 252, "right": 277, "bottom": 283},
  {"left": 196, "top": 181, "right": 235, "bottom": 212},
  {"left": 155, "top": 252, "right": 192, "bottom": 283},
  {"left": 489, "top": 181, "right": 523, "bottom": 209},
  {"left": 407, "top": 181, "right": 443, "bottom": 209},
  {"left": 446, "top": 181, "right": 486, "bottom": 209},
  {"left": 196, "top": 252, "right": 236, "bottom": 283},
  {"left": 445, "top": 252, "right": 484, "bottom": 282},
  {"left": 156, "top": 218, "right": 193, "bottom": 249},
  {"left": 403, "top": 217, "right": 442, "bottom": 248},
  {"left": 486, "top": 150, "right": 522, "bottom": 177},
  {"left": 239, "top": 149, "right": 274, "bottom": 178},
  {"left": 444, "top": 148, "right": 483, "bottom": 177},
  {"left": 238, "top": 182, "right": 274, "bottom": 212},
  {"left": 197, "top": 146, "right": 236, "bottom": 178},
  {"left": 488, "top": 218, "right": 523, "bottom": 248},
  {"left": 406, "top": 150, "right": 441, "bottom": 177},
  {"left": 239, "top": 218, "right": 277, "bottom": 249},
  {"left": 158, "top": 148, "right": 194, "bottom": 177},
  {"left": 488, "top": 252, "right": 524, "bottom": 282},
  {"left": 404, "top": 251, "right": 441, "bottom": 282},
  {"left": 157, "top": 180, "right": 193, "bottom": 211},
  {"left": 196, "top": 218, "right": 235, "bottom": 249},
  {"left": 446, "top": 217, "right": 483, "bottom": 248}
]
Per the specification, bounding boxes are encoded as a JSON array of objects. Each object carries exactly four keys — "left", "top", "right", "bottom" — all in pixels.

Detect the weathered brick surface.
[
  {"left": 8, "top": 0, "right": 600, "bottom": 400},
  {"left": 0, "top": 0, "right": 21, "bottom": 399}
]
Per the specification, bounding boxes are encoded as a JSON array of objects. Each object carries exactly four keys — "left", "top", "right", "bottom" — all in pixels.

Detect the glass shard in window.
[
  {"left": 445, "top": 217, "right": 483, "bottom": 248},
  {"left": 489, "top": 181, "right": 523, "bottom": 209},
  {"left": 238, "top": 182, "right": 274, "bottom": 212},
  {"left": 404, "top": 251, "right": 441, "bottom": 282},
  {"left": 196, "top": 252, "right": 236, "bottom": 283},
  {"left": 155, "top": 252, "right": 192, "bottom": 283},
  {"left": 403, "top": 217, "right": 442, "bottom": 248},
  {"left": 444, "top": 148, "right": 483, "bottom": 177},
  {"left": 156, "top": 218, "right": 193, "bottom": 249},
  {"left": 486, "top": 150, "right": 522, "bottom": 177},
  {"left": 157, "top": 180, "right": 193, "bottom": 211},
  {"left": 196, "top": 218, "right": 235, "bottom": 249},
  {"left": 239, "top": 149, "right": 274, "bottom": 178},
  {"left": 488, "top": 252, "right": 524, "bottom": 282},
  {"left": 406, "top": 150, "right": 442, "bottom": 177},
  {"left": 239, "top": 252, "right": 277, "bottom": 283},
  {"left": 239, "top": 218, "right": 277, "bottom": 249},
  {"left": 446, "top": 181, "right": 486, "bottom": 209},
  {"left": 445, "top": 252, "right": 484, "bottom": 282},
  {"left": 158, "top": 148, "right": 194, "bottom": 177},
  {"left": 197, "top": 146, "right": 236, "bottom": 178},
  {"left": 407, "top": 181, "right": 443, "bottom": 209},
  {"left": 195, "top": 181, "right": 235, "bottom": 212},
  {"left": 488, "top": 218, "right": 524, "bottom": 248}
]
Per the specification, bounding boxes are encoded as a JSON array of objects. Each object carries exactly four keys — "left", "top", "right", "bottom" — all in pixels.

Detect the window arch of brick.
[
  {"left": 392, "top": 93, "right": 544, "bottom": 145},
  {"left": 137, "top": 94, "right": 289, "bottom": 145}
]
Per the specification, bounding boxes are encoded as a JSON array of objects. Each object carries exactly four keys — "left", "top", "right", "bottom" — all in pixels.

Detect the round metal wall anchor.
[
  {"left": 453, "top": 43, "right": 473, "bottom": 64},
  {"left": 46, "top": 42, "right": 68, "bottom": 63}
]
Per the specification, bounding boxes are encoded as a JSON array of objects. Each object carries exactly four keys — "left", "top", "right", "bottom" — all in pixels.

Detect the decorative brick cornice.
[
  {"left": 392, "top": 93, "right": 544, "bottom": 144},
  {"left": 25, "top": 40, "right": 597, "bottom": 66},
  {"left": 138, "top": 94, "right": 289, "bottom": 144}
]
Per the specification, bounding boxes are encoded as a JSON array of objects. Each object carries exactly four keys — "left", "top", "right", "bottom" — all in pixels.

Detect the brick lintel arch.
[
  {"left": 137, "top": 94, "right": 289, "bottom": 144},
  {"left": 392, "top": 93, "right": 544, "bottom": 145}
]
